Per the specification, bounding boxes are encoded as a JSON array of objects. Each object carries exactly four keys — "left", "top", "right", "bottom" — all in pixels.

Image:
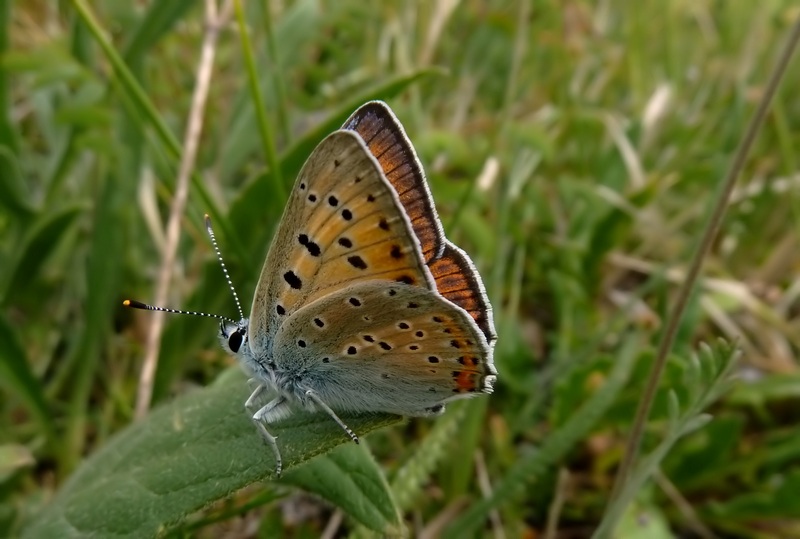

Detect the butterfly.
[{"left": 126, "top": 101, "right": 497, "bottom": 476}]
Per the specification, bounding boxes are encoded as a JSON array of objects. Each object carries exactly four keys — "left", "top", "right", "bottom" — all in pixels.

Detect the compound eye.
[{"left": 228, "top": 330, "right": 243, "bottom": 353}]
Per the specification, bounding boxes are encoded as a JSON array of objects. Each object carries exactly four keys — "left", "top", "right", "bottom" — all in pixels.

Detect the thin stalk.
[
  {"left": 134, "top": 0, "right": 232, "bottom": 418},
  {"left": 233, "top": 0, "right": 285, "bottom": 199},
  {"left": 606, "top": 15, "right": 800, "bottom": 522},
  {"left": 259, "top": 0, "right": 290, "bottom": 143}
]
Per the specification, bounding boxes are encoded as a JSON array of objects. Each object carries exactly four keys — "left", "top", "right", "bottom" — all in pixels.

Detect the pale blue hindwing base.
[{"left": 268, "top": 280, "right": 495, "bottom": 416}]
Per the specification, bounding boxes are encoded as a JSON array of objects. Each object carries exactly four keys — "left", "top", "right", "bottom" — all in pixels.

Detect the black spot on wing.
[
  {"left": 284, "top": 271, "right": 302, "bottom": 289},
  {"left": 298, "top": 234, "right": 321, "bottom": 256},
  {"left": 348, "top": 256, "right": 368, "bottom": 270}
]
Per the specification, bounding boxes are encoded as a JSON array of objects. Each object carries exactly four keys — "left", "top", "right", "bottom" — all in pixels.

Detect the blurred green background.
[{"left": 2, "top": 1, "right": 800, "bottom": 537}]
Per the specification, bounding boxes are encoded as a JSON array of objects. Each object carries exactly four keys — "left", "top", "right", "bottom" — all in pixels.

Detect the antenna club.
[{"left": 204, "top": 214, "right": 213, "bottom": 232}]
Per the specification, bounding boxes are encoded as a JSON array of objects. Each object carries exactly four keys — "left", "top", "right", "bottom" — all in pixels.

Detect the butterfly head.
[
  {"left": 219, "top": 318, "right": 249, "bottom": 356},
  {"left": 218, "top": 317, "right": 275, "bottom": 382}
]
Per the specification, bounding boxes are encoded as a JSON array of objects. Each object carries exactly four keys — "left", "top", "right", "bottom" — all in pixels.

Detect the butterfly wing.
[
  {"left": 344, "top": 102, "right": 497, "bottom": 347},
  {"left": 248, "top": 130, "right": 436, "bottom": 358},
  {"left": 429, "top": 241, "right": 497, "bottom": 346},
  {"left": 271, "top": 280, "right": 496, "bottom": 415},
  {"left": 343, "top": 102, "right": 445, "bottom": 264}
]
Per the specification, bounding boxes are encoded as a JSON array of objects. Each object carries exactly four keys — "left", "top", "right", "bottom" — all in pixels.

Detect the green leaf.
[
  {"left": 122, "top": 1, "right": 196, "bottom": 62},
  {"left": 443, "top": 334, "right": 640, "bottom": 538},
  {"left": 391, "top": 400, "right": 470, "bottom": 511},
  {"left": 0, "top": 314, "right": 52, "bottom": 437},
  {"left": 0, "top": 144, "right": 33, "bottom": 219},
  {"left": 0, "top": 0, "right": 18, "bottom": 157},
  {"left": 280, "top": 442, "right": 401, "bottom": 533},
  {"left": 23, "top": 368, "right": 400, "bottom": 538},
  {"left": 727, "top": 371, "right": 800, "bottom": 408},
  {"left": 0, "top": 444, "right": 35, "bottom": 483},
  {"left": 705, "top": 468, "right": 800, "bottom": 520},
  {"left": 0, "top": 205, "right": 83, "bottom": 304},
  {"left": 616, "top": 501, "right": 674, "bottom": 539},
  {"left": 593, "top": 341, "right": 739, "bottom": 538}
]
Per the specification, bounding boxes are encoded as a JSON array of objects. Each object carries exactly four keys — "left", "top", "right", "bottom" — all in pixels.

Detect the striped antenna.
[
  {"left": 123, "top": 214, "right": 244, "bottom": 325},
  {"left": 204, "top": 214, "right": 245, "bottom": 321},
  {"left": 123, "top": 299, "right": 237, "bottom": 325}
]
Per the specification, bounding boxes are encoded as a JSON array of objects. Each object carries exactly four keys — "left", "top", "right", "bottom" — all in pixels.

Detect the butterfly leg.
[
  {"left": 252, "top": 396, "right": 288, "bottom": 477},
  {"left": 244, "top": 382, "right": 267, "bottom": 411},
  {"left": 304, "top": 389, "right": 360, "bottom": 445}
]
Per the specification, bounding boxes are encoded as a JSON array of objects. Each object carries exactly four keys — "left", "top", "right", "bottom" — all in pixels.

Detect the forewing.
[
  {"left": 343, "top": 102, "right": 445, "bottom": 264},
  {"left": 248, "top": 131, "right": 435, "bottom": 357},
  {"left": 344, "top": 103, "right": 496, "bottom": 347}
]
